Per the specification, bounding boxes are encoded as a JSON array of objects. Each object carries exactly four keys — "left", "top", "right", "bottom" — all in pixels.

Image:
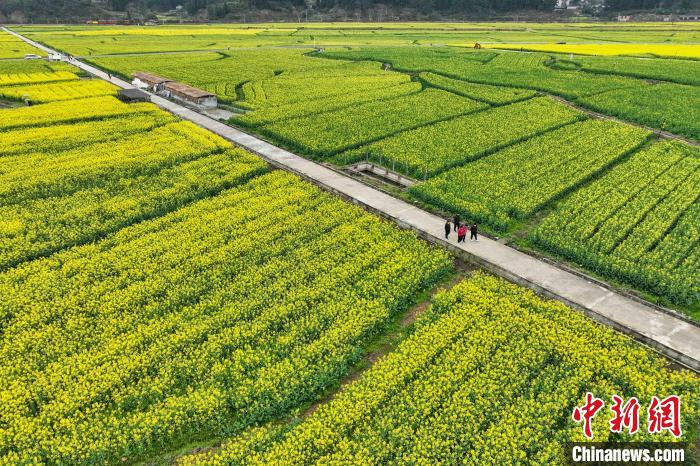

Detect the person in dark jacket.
[
  {"left": 470, "top": 223, "right": 478, "bottom": 241},
  {"left": 453, "top": 214, "right": 460, "bottom": 232},
  {"left": 444, "top": 220, "right": 451, "bottom": 239}
]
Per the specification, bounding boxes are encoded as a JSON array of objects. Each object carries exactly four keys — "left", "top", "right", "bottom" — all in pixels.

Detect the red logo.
[
  {"left": 572, "top": 392, "right": 605, "bottom": 439},
  {"left": 572, "top": 393, "right": 682, "bottom": 439},
  {"left": 648, "top": 395, "right": 682, "bottom": 438},
  {"left": 609, "top": 395, "right": 640, "bottom": 434}
]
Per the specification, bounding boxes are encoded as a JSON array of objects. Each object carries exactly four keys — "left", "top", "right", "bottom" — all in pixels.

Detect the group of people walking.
[{"left": 444, "top": 214, "right": 478, "bottom": 243}]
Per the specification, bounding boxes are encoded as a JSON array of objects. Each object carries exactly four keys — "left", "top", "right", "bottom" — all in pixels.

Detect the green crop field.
[
  {"left": 1, "top": 21, "right": 699, "bottom": 465},
  {"left": 552, "top": 54, "right": 700, "bottom": 86},
  {"left": 419, "top": 71, "right": 537, "bottom": 105},
  {"left": 533, "top": 141, "right": 700, "bottom": 310},
  {"left": 262, "top": 88, "right": 488, "bottom": 156},
  {"left": 341, "top": 97, "right": 583, "bottom": 177},
  {"left": 578, "top": 83, "right": 700, "bottom": 140},
  {"left": 0, "top": 31, "right": 44, "bottom": 58},
  {"left": 410, "top": 119, "right": 650, "bottom": 230},
  {"left": 322, "top": 47, "right": 700, "bottom": 140}
]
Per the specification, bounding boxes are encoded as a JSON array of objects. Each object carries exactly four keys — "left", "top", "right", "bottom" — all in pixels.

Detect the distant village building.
[
  {"left": 132, "top": 71, "right": 172, "bottom": 93},
  {"left": 617, "top": 15, "right": 631, "bottom": 22},
  {"left": 162, "top": 82, "right": 217, "bottom": 108},
  {"left": 555, "top": 0, "right": 578, "bottom": 9},
  {"left": 679, "top": 15, "right": 700, "bottom": 21}
]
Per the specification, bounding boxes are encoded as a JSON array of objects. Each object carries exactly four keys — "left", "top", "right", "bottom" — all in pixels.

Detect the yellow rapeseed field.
[{"left": 487, "top": 43, "right": 700, "bottom": 59}]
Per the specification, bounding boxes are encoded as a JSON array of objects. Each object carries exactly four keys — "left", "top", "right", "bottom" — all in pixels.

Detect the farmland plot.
[
  {"left": 0, "top": 59, "right": 75, "bottom": 75},
  {"left": 322, "top": 47, "right": 700, "bottom": 141},
  {"left": 0, "top": 171, "right": 449, "bottom": 465},
  {"left": 489, "top": 43, "right": 700, "bottom": 59},
  {"left": 342, "top": 97, "right": 582, "bottom": 177},
  {"left": 0, "top": 110, "right": 177, "bottom": 157},
  {"left": 234, "top": 82, "right": 421, "bottom": 128},
  {"left": 0, "top": 78, "right": 115, "bottom": 103},
  {"left": 1, "top": 30, "right": 698, "bottom": 464},
  {"left": 0, "top": 95, "right": 161, "bottom": 131},
  {"left": 89, "top": 49, "right": 349, "bottom": 104},
  {"left": 0, "top": 148, "right": 267, "bottom": 269},
  {"left": 239, "top": 60, "right": 410, "bottom": 109},
  {"left": 410, "top": 119, "right": 650, "bottom": 231},
  {"left": 0, "top": 70, "right": 77, "bottom": 86},
  {"left": 181, "top": 273, "right": 699, "bottom": 465},
  {"left": 419, "top": 71, "right": 537, "bottom": 105},
  {"left": 262, "top": 89, "right": 487, "bottom": 157},
  {"left": 0, "top": 120, "right": 231, "bottom": 206},
  {"left": 0, "top": 32, "right": 43, "bottom": 59},
  {"left": 562, "top": 54, "right": 700, "bottom": 86},
  {"left": 576, "top": 83, "right": 700, "bottom": 141},
  {"left": 533, "top": 141, "right": 700, "bottom": 307},
  {"left": 0, "top": 68, "right": 451, "bottom": 464},
  {"left": 322, "top": 47, "right": 638, "bottom": 99}
]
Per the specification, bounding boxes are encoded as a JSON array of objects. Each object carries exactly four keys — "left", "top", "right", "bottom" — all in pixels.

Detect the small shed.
[
  {"left": 162, "top": 82, "right": 217, "bottom": 108},
  {"left": 48, "top": 52, "right": 63, "bottom": 62},
  {"left": 132, "top": 71, "right": 172, "bottom": 93},
  {"left": 117, "top": 88, "right": 150, "bottom": 103}
]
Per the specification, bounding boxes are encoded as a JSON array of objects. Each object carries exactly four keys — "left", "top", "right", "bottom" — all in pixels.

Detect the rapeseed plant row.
[
  {"left": 0, "top": 149, "right": 267, "bottom": 270},
  {"left": 0, "top": 120, "right": 229, "bottom": 207},
  {"left": 239, "top": 61, "right": 410, "bottom": 109},
  {"left": 321, "top": 47, "right": 700, "bottom": 143},
  {"left": 0, "top": 70, "right": 77, "bottom": 86},
  {"left": 234, "top": 82, "right": 420, "bottom": 128},
  {"left": 489, "top": 43, "right": 700, "bottom": 59},
  {"left": 556, "top": 54, "right": 700, "bottom": 86},
  {"left": 0, "top": 78, "right": 116, "bottom": 103},
  {"left": 0, "top": 35, "right": 45, "bottom": 59},
  {"left": 0, "top": 111, "right": 177, "bottom": 157},
  {"left": 321, "top": 47, "right": 637, "bottom": 99},
  {"left": 576, "top": 83, "right": 700, "bottom": 141},
  {"left": 0, "top": 95, "right": 161, "bottom": 131}
]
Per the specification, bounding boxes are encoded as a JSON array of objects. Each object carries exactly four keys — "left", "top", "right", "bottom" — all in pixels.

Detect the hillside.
[{"left": 2, "top": 0, "right": 699, "bottom": 23}]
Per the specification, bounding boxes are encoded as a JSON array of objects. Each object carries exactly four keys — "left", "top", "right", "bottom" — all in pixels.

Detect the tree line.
[{"left": 1, "top": 0, "right": 698, "bottom": 23}]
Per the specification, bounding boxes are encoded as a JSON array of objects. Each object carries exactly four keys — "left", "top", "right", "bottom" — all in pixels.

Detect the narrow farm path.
[{"left": 7, "top": 27, "right": 700, "bottom": 371}]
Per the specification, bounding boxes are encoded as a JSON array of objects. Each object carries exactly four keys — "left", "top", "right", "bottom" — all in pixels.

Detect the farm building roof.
[
  {"left": 117, "top": 88, "right": 150, "bottom": 102},
  {"left": 118, "top": 88, "right": 149, "bottom": 98},
  {"left": 162, "top": 82, "right": 215, "bottom": 99},
  {"left": 133, "top": 71, "right": 172, "bottom": 84}
]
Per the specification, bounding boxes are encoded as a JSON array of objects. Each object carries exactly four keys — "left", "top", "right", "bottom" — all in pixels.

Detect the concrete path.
[{"left": 7, "top": 28, "right": 700, "bottom": 371}]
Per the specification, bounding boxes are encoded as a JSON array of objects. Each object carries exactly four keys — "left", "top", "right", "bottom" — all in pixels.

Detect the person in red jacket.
[{"left": 457, "top": 224, "right": 467, "bottom": 243}]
